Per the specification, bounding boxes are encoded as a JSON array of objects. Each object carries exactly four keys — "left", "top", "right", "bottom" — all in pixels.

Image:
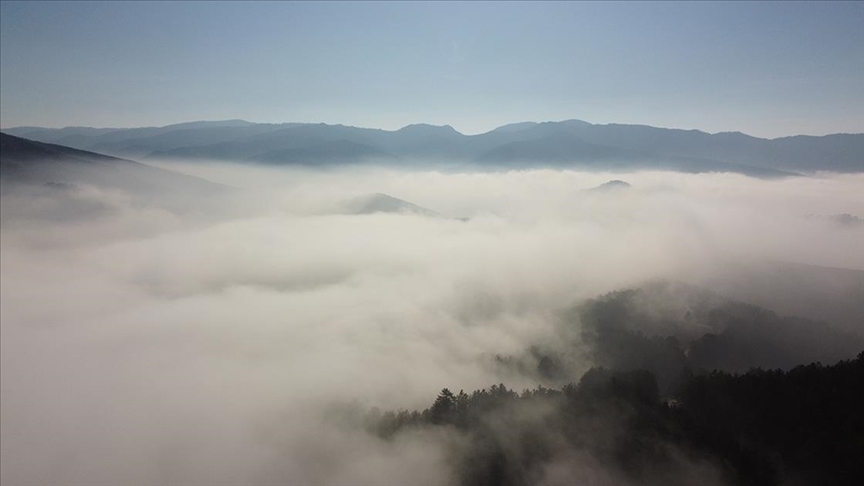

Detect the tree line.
[{"left": 365, "top": 353, "right": 864, "bottom": 486}]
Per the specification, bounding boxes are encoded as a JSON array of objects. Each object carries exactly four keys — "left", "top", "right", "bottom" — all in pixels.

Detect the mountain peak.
[
  {"left": 490, "top": 121, "right": 538, "bottom": 133},
  {"left": 397, "top": 123, "right": 461, "bottom": 135},
  {"left": 588, "top": 180, "right": 632, "bottom": 192},
  {"left": 344, "top": 193, "right": 440, "bottom": 217}
]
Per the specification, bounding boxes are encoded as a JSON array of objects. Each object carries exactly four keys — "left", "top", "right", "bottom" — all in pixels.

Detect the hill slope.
[{"left": 0, "top": 132, "right": 224, "bottom": 197}]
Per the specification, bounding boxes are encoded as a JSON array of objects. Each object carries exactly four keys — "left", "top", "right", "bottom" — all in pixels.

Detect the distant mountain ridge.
[{"left": 4, "top": 119, "right": 862, "bottom": 175}]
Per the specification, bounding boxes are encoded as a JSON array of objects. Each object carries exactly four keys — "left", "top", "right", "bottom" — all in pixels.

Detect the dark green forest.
[{"left": 363, "top": 284, "right": 864, "bottom": 486}]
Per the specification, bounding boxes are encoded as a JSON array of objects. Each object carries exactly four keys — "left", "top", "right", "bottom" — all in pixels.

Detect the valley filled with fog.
[
  {"left": 3, "top": 2, "right": 863, "bottom": 484},
  {"left": 2, "top": 156, "right": 862, "bottom": 485}
]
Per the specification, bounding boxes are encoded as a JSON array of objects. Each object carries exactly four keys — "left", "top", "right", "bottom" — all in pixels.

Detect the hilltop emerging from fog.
[{"left": 5, "top": 119, "right": 863, "bottom": 177}]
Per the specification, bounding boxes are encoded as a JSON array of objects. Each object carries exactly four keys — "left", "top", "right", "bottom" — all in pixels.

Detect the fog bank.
[{"left": 2, "top": 166, "right": 862, "bottom": 485}]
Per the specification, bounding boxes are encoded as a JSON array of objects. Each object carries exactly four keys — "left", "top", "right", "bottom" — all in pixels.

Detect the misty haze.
[{"left": 1, "top": 2, "right": 863, "bottom": 486}]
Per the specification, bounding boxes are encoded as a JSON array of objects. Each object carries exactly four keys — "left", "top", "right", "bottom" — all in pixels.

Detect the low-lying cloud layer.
[{"left": 2, "top": 165, "right": 862, "bottom": 485}]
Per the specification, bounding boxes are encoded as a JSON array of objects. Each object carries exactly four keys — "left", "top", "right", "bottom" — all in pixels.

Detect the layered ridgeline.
[{"left": 6, "top": 119, "right": 863, "bottom": 176}]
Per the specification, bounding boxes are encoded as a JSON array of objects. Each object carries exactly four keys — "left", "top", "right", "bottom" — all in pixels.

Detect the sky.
[{"left": 1, "top": 1, "right": 863, "bottom": 138}]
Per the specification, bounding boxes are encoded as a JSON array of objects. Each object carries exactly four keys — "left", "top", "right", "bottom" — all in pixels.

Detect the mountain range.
[{"left": 5, "top": 119, "right": 863, "bottom": 177}]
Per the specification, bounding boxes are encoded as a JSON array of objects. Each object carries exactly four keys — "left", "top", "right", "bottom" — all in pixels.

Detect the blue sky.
[{"left": 1, "top": 1, "right": 862, "bottom": 138}]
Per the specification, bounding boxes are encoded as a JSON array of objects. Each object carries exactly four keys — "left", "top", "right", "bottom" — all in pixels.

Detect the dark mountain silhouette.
[
  {"left": 6, "top": 119, "right": 862, "bottom": 175},
  {"left": 0, "top": 132, "right": 224, "bottom": 197},
  {"left": 588, "top": 180, "right": 632, "bottom": 191},
  {"left": 342, "top": 193, "right": 440, "bottom": 217}
]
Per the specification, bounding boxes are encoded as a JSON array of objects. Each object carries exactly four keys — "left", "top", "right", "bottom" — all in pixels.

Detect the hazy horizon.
[
  {"left": 2, "top": 1, "right": 863, "bottom": 138},
  {"left": 5, "top": 117, "right": 864, "bottom": 140}
]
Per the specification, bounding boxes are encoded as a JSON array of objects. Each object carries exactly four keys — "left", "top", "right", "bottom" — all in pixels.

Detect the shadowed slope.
[{"left": 0, "top": 132, "right": 226, "bottom": 197}]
